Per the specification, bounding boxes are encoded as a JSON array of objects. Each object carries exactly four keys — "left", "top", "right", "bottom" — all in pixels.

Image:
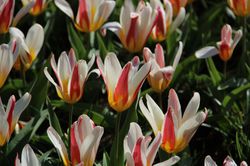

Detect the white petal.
[
  {"left": 54, "top": 0, "right": 74, "bottom": 19},
  {"left": 125, "top": 152, "right": 135, "bottom": 166},
  {"left": 173, "top": 42, "right": 183, "bottom": 70},
  {"left": 102, "top": 22, "right": 122, "bottom": 37},
  {"left": 204, "top": 155, "right": 217, "bottom": 166},
  {"left": 195, "top": 46, "right": 219, "bottom": 59},
  {"left": 170, "top": 8, "right": 186, "bottom": 34},
  {"left": 21, "top": 144, "right": 40, "bottom": 166},
  {"left": 154, "top": 156, "right": 180, "bottom": 166},
  {"left": 147, "top": 133, "right": 162, "bottom": 165},
  {"left": 12, "top": 1, "right": 35, "bottom": 26},
  {"left": 231, "top": 29, "right": 243, "bottom": 50},
  {"left": 182, "top": 92, "right": 200, "bottom": 123}
]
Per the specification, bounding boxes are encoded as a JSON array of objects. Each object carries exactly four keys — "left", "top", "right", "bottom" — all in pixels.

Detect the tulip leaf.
[
  {"left": 102, "top": 152, "right": 110, "bottom": 166},
  {"left": 206, "top": 57, "right": 222, "bottom": 86},
  {"left": 97, "top": 32, "right": 108, "bottom": 57}
]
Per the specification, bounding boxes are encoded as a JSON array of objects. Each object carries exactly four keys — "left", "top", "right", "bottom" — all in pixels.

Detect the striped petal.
[
  {"left": 168, "top": 89, "right": 182, "bottom": 126},
  {"left": 54, "top": 0, "right": 74, "bottom": 19},
  {"left": 154, "top": 156, "right": 180, "bottom": 166},
  {"left": 147, "top": 133, "right": 162, "bottom": 166},
  {"left": 20, "top": 144, "right": 40, "bottom": 166}
]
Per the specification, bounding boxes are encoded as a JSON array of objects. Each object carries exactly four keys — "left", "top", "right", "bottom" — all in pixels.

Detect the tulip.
[
  {"left": 0, "top": 39, "right": 20, "bottom": 88},
  {"left": 195, "top": 24, "right": 242, "bottom": 62},
  {"left": 227, "top": 0, "right": 250, "bottom": 17},
  {"left": 47, "top": 115, "right": 104, "bottom": 166},
  {"left": 124, "top": 122, "right": 180, "bottom": 166},
  {"left": 140, "top": 89, "right": 207, "bottom": 153},
  {"left": 151, "top": 0, "right": 186, "bottom": 41},
  {"left": 0, "top": 93, "right": 31, "bottom": 146},
  {"left": 169, "top": 0, "right": 188, "bottom": 16},
  {"left": 15, "top": 144, "right": 40, "bottom": 166},
  {"left": 21, "top": 0, "right": 47, "bottom": 16},
  {"left": 54, "top": 0, "right": 115, "bottom": 32},
  {"left": 204, "top": 155, "right": 248, "bottom": 166},
  {"left": 102, "top": 0, "right": 157, "bottom": 52},
  {"left": 9, "top": 23, "right": 44, "bottom": 70},
  {"left": 143, "top": 42, "right": 183, "bottom": 92},
  {"left": 97, "top": 53, "right": 151, "bottom": 112},
  {"left": 44, "top": 49, "right": 96, "bottom": 104}
]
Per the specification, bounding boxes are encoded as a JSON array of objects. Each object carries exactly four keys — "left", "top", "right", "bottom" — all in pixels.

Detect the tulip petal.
[
  {"left": 147, "top": 133, "right": 162, "bottom": 166},
  {"left": 154, "top": 156, "right": 180, "bottom": 166},
  {"left": 173, "top": 42, "right": 183, "bottom": 70},
  {"left": 94, "top": 1, "right": 115, "bottom": 26},
  {"left": 204, "top": 155, "right": 217, "bottom": 166},
  {"left": 0, "top": 115, "right": 8, "bottom": 146},
  {"left": 170, "top": 8, "right": 186, "bottom": 34},
  {"left": 12, "top": 1, "right": 35, "bottom": 26},
  {"left": 58, "top": 52, "right": 71, "bottom": 87},
  {"left": 155, "top": 43, "right": 165, "bottom": 68},
  {"left": 182, "top": 92, "right": 200, "bottom": 123},
  {"left": 231, "top": 29, "right": 243, "bottom": 50},
  {"left": 223, "top": 156, "right": 237, "bottom": 166},
  {"left": 195, "top": 46, "right": 219, "bottom": 59},
  {"left": 101, "top": 22, "right": 122, "bottom": 36},
  {"left": 21, "top": 144, "right": 40, "bottom": 166},
  {"left": 221, "top": 24, "right": 232, "bottom": 45},
  {"left": 54, "top": 0, "right": 74, "bottom": 19},
  {"left": 15, "top": 154, "right": 21, "bottom": 166},
  {"left": 125, "top": 152, "right": 135, "bottom": 166},
  {"left": 44, "top": 67, "right": 60, "bottom": 89},
  {"left": 168, "top": 89, "right": 182, "bottom": 125}
]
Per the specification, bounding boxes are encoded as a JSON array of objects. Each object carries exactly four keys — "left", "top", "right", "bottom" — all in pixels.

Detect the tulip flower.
[
  {"left": 227, "top": 0, "right": 250, "bottom": 17},
  {"left": 195, "top": 24, "right": 242, "bottom": 62},
  {"left": 44, "top": 49, "right": 96, "bottom": 104},
  {"left": 97, "top": 53, "right": 151, "bottom": 112},
  {"left": 0, "top": 39, "right": 20, "bottom": 88},
  {"left": 124, "top": 122, "right": 180, "bottom": 166},
  {"left": 0, "top": 93, "right": 31, "bottom": 146},
  {"left": 21, "top": 0, "right": 47, "bottom": 16},
  {"left": 140, "top": 89, "right": 207, "bottom": 153},
  {"left": 47, "top": 115, "right": 104, "bottom": 166},
  {"left": 0, "top": 0, "right": 35, "bottom": 34},
  {"left": 143, "top": 42, "right": 183, "bottom": 92},
  {"left": 9, "top": 23, "right": 44, "bottom": 70},
  {"left": 15, "top": 144, "right": 40, "bottom": 166},
  {"left": 151, "top": 0, "right": 186, "bottom": 41},
  {"left": 169, "top": 0, "right": 188, "bottom": 16},
  {"left": 102, "top": 0, "right": 157, "bottom": 52},
  {"left": 204, "top": 155, "right": 248, "bottom": 166},
  {"left": 54, "top": 0, "right": 115, "bottom": 32}
]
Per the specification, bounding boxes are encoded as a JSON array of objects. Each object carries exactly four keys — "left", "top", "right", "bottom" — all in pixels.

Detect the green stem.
[
  {"left": 115, "top": 112, "right": 122, "bottom": 163},
  {"left": 224, "top": 61, "right": 227, "bottom": 79},
  {"left": 21, "top": 64, "right": 26, "bottom": 88},
  {"left": 68, "top": 104, "right": 73, "bottom": 159},
  {"left": 242, "top": 17, "right": 247, "bottom": 61},
  {"left": 158, "top": 92, "right": 163, "bottom": 109}
]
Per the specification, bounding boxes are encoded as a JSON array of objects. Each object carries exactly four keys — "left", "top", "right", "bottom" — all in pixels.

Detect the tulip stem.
[
  {"left": 21, "top": 64, "right": 26, "bottom": 88},
  {"left": 224, "top": 62, "right": 227, "bottom": 79},
  {"left": 68, "top": 104, "right": 73, "bottom": 159},
  {"left": 158, "top": 92, "right": 163, "bottom": 109},
  {"left": 242, "top": 17, "right": 247, "bottom": 63},
  {"left": 115, "top": 112, "right": 122, "bottom": 163}
]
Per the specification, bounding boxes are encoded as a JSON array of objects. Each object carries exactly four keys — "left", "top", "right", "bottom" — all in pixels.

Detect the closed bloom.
[
  {"left": 169, "top": 0, "right": 188, "bottom": 16},
  {"left": 21, "top": 0, "right": 47, "bottom": 16},
  {"left": 54, "top": 0, "right": 115, "bottom": 32},
  {"left": 9, "top": 23, "right": 44, "bottom": 70},
  {"left": 97, "top": 53, "right": 151, "bottom": 112},
  {"left": 47, "top": 115, "right": 104, "bottom": 166},
  {"left": 44, "top": 49, "right": 95, "bottom": 104},
  {"left": 204, "top": 155, "right": 248, "bottom": 166},
  {"left": 195, "top": 24, "right": 242, "bottom": 62},
  {"left": 143, "top": 42, "right": 183, "bottom": 92},
  {"left": 140, "top": 89, "right": 207, "bottom": 153},
  {"left": 227, "top": 0, "right": 250, "bottom": 17},
  {"left": 0, "top": 93, "right": 31, "bottom": 146},
  {"left": 151, "top": 0, "right": 186, "bottom": 41},
  {"left": 0, "top": 39, "right": 20, "bottom": 88},
  {"left": 15, "top": 144, "right": 40, "bottom": 166},
  {"left": 124, "top": 122, "right": 180, "bottom": 166},
  {"left": 102, "top": 0, "right": 157, "bottom": 52}
]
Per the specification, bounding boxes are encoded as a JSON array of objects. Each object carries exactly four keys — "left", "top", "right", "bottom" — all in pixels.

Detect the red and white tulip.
[
  {"left": 227, "top": 0, "right": 250, "bottom": 17},
  {"left": 44, "top": 49, "right": 95, "bottom": 104},
  {"left": 124, "top": 122, "right": 180, "bottom": 166},
  {"left": 47, "top": 115, "right": 104, "bottom": 166},
  {"left": 15, "top": 144, "right": 40, "bottom": 166},
  {"left": 102, "top": 0, "right": 158, "bottom": 52},
  {"left": 0, "top": 93, "right": 31, "bottom": 146},
  {"left": 97, "top": 53, "right": 151, "bottom": 112},
  {"left": 10, "top": 23, "right": 44, "bottom": 70},
  {"left": 151, "top": 0, "right": 186, "bottom": 41},
  {"left": 143, "top": 42, "right": 183, "bottom": 92},
  {"left": 169, "top": 0, "right": 188, "bottom": 16},
  {"left": 54, "top": 0, "right": 115, "bottom": 32},
  {"left": 21, "top": 0, "right": 47, "bottom": 16},
  {"left": 140, "top": 89, "right": 207, "bottom": 153},
  {"left": 204, "top": 155, "right": 248, "bottom": 166},
  {"left": 195, "top": 24, "right": 242, "bottom": 62}
]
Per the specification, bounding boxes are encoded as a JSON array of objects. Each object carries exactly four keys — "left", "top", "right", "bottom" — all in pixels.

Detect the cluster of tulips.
[{"left": 0, "top": 0, "right": 249, "bottom": 165}]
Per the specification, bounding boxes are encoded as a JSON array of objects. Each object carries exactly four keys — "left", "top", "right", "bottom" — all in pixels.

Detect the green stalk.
[
  {"left": 158, "top": 92, "right": 163, "bottom": 109},
  {"left": 115, "top": 112, "right": 122, "bottom": 163},
  {"left": 68, "top": 104, "right": 73, "bottom": 159}
]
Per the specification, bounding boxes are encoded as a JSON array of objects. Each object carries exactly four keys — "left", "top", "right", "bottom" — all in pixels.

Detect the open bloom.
[
  {"left": 204, "top": 155, "right": 248, "bottom": 166},
  {"left": 0, "top": 93, "right": 31, "bottom": 146},
  {"left": 47, "top": 115, "right": 104, "bottom": 166},
  {"left": 0, "top": 39, "right": 20, "bottom": 88},
  {"left": 151, "top": 0, "right": 186, "bottom": 41},
  {"left": 140, "top": 89, "right": 207, "bottom": 153},
  {"left": 44, "top": 49, "right": 95, "bottom": 104},
  {"left": 54, "top": 0, "right": 115, "bottom": 32},
  {"left": 169, "top": 0, "right": 188, "bottom": 16},
  {"left": 21, "top": 0, "right": 47, "bottom": 16},
  {"left": 195, "top": 24, "right": 242, "bottom": 62},
  {"left": 15, "top": 144, "right": 40, "bottom": 166},
  {"left": 9, "top": 23, "right": 44, "bottom": 70},
  {"left": 97, "top": 53, "right": 151, "bottom": 112},
  {"left": 124, "top": 122, "right": 180, "bottom": 166},
  {"left": 102, "top": 0, "right": 157, "bottom": 52},
  {"left": 143, "top": 42, "right": 183, "bottom": 92},
  {"left": 227, "top": 0, "right": 250, "bottom": 16}
]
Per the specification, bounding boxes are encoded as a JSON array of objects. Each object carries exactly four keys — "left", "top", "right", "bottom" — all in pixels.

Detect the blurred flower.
[
  {"left": 169, "top": 0, "right": 188, "bottom": 16},
  {"left": 47, "top": 114, "right": 104, "bottom": 166},
  {"left": 44, "top": 49, "right": 96, "bottom": 104},
  {"left": 143, "top": 42, "right": 183, "bottom": 92},
  {"left": 97, "top": 53, "right": 151, "bottom": 112},
  {"left": 9, "top": 23, "right": 44, "bottom": 70},
  {"left": 151, "top": 0, "right": 186, "bottom": 41},
  {"left": 228, "top": 0, "right": 250, "bottom": 17},
  {"left": 204, "top": 155, "right": 248, "bottom": 166},
  {"left": 54, "top": 0, "right": 115, "bottom": 32},
  {"left": 15, "top": 144, "right": 40, "bottom": 166},
  {"left": 102, "top": 0, "right": 157, "bottom": 52},
  {"left": 21, "top": 0, "right": 47, "bottom": 16},
  {"left": 140, "top": 89, "right": 207, "bottom": 153},
  {"left": 124, "top": 122, "right": 180, "bottom": 166},
  {"left": 0, "top": 0, "right": 35, "bottom": 34},
  {"left": 0, "top": 93, "right": 31, "bottom": 146},
  {"left": 0, "top": 39, "right": 20, "bottom": 88},
  {"left": 195, "top": 24, "right": 242, "bottom": 62}
]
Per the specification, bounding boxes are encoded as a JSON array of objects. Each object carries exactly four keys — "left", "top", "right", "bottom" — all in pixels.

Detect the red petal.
[
  {"left": 155, "top": 43, "right": 165, "bottom": 68},
  {"left": 78, "top": 0, "right": 90, "bottom": 30},
  {"left": 70, "top": 123, "right": 81, "bottom": 165},
  {"left": 221, "top": 24, "right": 232, "bottom": 45},
  {"left": 7, "top": 96, "right": 16, "bottom": 134},
  {"left": 0, "top": 0, "right": 14, "bottom": 32},
  {"left": 133, "top": 137, "right": 144, "bottom": 166},
  {"left": 69, "top": 65, "right": 81, "bottom": 101},
  {"left": 126, "top": 13, "right": 139, "bottom": 46}
]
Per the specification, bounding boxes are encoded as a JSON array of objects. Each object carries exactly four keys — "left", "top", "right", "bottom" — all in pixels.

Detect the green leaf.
[
  {"left": 206, "top": 58, "right": 222, "bottom": 86},
  {"left": 97, "top": 32, "right": 108, "bottom": 57},
  {"left": 103, "top": 152, "right": 110, "bottom": 166}
]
